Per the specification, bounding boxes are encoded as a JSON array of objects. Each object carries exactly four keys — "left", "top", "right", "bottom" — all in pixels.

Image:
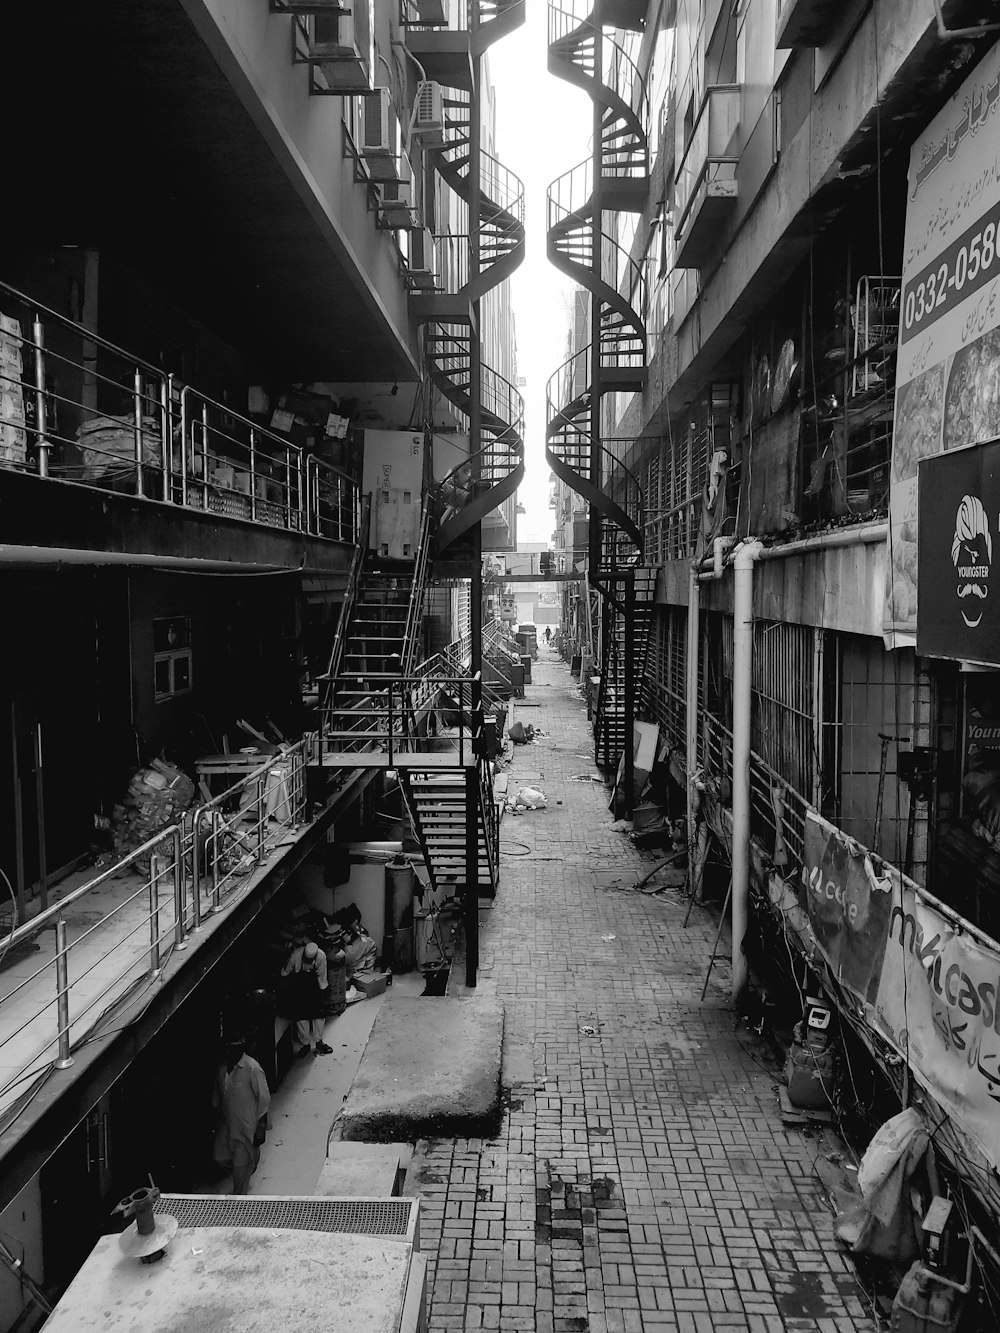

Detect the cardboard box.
[
  {"left": 353, "top": 971, "right": 390, "bottom": 998},
  {"left": 0, "top": 390, "right": 25, "bottom": 425},
  {"left": 211, "top": 463, "right": 236, "bottom": 489}
]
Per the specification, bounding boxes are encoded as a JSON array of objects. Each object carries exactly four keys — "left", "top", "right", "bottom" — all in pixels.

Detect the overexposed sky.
[{"left": 488, "top": 7, "right": 590, "bottom": 545}]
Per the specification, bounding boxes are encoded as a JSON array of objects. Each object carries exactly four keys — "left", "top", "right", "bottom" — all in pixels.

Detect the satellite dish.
[
  {"left": 0, "top": 867, "right": 17, "bottom": 968},
  {"left": 771, "top": 339, "right": 799, "bottom": 414},
  {"left": 751, "top": 354, "right": 771, "bottom": 427}
]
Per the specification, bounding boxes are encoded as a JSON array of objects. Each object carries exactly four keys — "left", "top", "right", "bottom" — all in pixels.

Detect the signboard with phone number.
[
  {"left": 886, "top": 39, "right": 1000, "bottom": 646},
  {"left": 900, "top": 205, "right": 1000, "bottom": 343}
]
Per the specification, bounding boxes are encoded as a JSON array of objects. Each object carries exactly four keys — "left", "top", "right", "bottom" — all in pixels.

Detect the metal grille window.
[
  {"left": 838, "top": 633, "right": 915, "bottom": 865},
  {"left": 643, "top": 606, "right": 687, "bottom": 748},
  {"left": 722, "top": 617, "right": 820, "bottom": 803}
]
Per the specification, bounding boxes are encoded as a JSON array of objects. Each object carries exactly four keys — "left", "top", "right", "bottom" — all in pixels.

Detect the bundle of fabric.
[
  {"left": 112, "top": 758, "right": 196, "bottom": 871},
  {"left": 77, "top": 414, "right": 163, "bottom": 480}
]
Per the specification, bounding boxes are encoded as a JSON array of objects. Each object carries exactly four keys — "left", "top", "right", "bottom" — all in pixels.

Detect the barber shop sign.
[{"left": 918, "top": 438, "right": 1000, "bottom": 664}]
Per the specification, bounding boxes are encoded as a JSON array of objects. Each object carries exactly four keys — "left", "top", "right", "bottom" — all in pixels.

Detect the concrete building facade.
[{"left": 548, "top": 0, "right": 1000, "bottom": 1296}]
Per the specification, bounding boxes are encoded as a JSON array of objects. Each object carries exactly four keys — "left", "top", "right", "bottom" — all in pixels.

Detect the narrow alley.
[{"left": 260, "top": 645, "right": 876, "bottom": 1333}]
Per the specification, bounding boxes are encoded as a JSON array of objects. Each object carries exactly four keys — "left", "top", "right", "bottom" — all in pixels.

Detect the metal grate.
[{"left": 162, "top": 1195, "right": 416, "bottom": 1237}]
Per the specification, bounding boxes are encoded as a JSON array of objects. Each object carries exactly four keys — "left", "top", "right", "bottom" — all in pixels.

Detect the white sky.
[{"left": 487, "top": 8, "right": 591, "bottom": 546}]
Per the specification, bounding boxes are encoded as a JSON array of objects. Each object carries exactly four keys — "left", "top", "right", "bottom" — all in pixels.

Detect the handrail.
[
  {"left": 0, "top": 742, "right": 312, "bottom": 1119},
  {"left": 0, "top": 278, "right": 358, "bottom": 544},
  {"left": 548, "top": 2, "right": 649, "bottom": 136},
  {"left": 190, "top": 742, "right": 308, "bottom": 922},
  {"left": 177, "top": 383, "right": 306, "bottom": 524},
  {"left": 307, "top": 454, "right": 361, "bottom": 541},
  {"left": 402, "top": 505, "right": 434, "bottom": 676},
  {"left": 322, "top": 493, "right": 372, "bottom": 712},
  {"left": 321, "top": 672, "right": 485, "bottom": 765}
]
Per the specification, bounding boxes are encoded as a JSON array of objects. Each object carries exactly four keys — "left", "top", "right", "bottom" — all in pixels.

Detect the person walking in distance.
[
  {"left": 213, "top": 1034, "right": 271, "bottom": 1194},
  {"left": 281, "top": 940, "right": 334, "bottom": 1056}
]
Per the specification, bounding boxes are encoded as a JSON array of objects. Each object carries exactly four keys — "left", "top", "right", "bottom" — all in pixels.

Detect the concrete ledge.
[
  {"left": 341, "top": 997, "right": 504, "bottom": 1142},
  {"left": 315, "top": 1143, "right": 407, "bottom": 1197}
]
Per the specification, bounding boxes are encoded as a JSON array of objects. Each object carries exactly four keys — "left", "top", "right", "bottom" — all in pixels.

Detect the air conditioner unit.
[
  {"left": 312, "top": 6, "right": 373, "bottom": 92},
  {"left": 378, "top": 180, "right": 421, "bottom": 231},
  {"left": 406, "top": 227, "right": 438, "bottom": 290},
  {"left": 363, "top": 87, "right": 394, "bottom": 156},
  {"left": 414, "top": 81, "right": 446, "bottom": 147}
]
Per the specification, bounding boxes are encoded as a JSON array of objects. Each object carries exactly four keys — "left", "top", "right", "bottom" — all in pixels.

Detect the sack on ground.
[{"left": 515, "top": 786, "right": 546, "bottom": 809}]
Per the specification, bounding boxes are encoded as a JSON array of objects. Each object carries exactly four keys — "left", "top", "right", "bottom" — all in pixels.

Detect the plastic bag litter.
[{"left": 515, "top": 786, "right": 547, "bottom": 809}]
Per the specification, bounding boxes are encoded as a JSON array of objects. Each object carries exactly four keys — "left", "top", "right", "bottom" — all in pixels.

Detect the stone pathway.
[{"left": 410, "top": 647, "right": 875, "bottom": 1333}]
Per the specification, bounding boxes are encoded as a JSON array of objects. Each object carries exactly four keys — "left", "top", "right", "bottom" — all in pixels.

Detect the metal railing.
[
  {"left": 322, "top": 493, "right": 373, "bottom": 712},
  {"left": 0, "top": 279, "right": 359, "bottom": 542},
  {"left": 189, "top": 743, "right": 309, "bottom": 922},
  {"left": 675, "top": 85, "right": 741, "bottom": 230},
  {"left": 547, "top": 1, "right": 649, "bottom": 163},
  {"left": 402, "top": 506, "right": 434, "bottom": 676},
  {"left": 0, "top": 744, "right": 308, "bottom": 1122},
  {"left": 320, "top": 672, "right": 484, "bottom": 764},
  {"left": 802, "top": 340, "right": 894, "bottom": 519}
]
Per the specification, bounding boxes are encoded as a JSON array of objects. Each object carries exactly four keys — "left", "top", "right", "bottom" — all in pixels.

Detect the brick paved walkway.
[{"left": 410, "top": 647, "right": 875, "bottom": 1333}]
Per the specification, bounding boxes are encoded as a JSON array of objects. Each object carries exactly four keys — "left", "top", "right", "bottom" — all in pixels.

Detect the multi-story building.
[
  {"left": 547, "top": 0, "right": 1000, "bottom": 1288},
  {"left": 0, "top": 0, "right": 522, "bottom": 1323}
]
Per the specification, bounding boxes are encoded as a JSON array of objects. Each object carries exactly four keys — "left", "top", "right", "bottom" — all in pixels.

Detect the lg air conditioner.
[{"left": 414, "top": 81, "right": 446, "bottom": 147}]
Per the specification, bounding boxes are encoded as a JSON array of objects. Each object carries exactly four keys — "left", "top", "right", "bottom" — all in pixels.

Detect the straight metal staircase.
[
  {"left": 315, "top": 511, "right": 501, "bottom": 907},
  {"left": 593, "top": 563, "right": 657, "bottom": 771}
]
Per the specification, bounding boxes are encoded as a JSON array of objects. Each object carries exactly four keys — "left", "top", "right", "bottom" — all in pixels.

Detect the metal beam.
[{"left": 496, "top": 572, "right": 580, "bottom": 582}]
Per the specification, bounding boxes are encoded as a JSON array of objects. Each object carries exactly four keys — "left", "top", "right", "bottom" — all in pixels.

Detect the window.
[{"left": 154, "top": 616, "right": 193, "bottom": 701}]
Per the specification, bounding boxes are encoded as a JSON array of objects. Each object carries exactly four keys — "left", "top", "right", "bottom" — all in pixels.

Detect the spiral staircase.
[
  {"left": 426, "top": 79, "right": 526, "bottom": 553},
  {"left": 545, "top": 0, "right": 651, "bottom": 787}
]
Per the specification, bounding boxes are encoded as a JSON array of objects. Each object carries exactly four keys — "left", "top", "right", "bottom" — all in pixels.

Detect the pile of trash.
[
  {"left": 508, "top": 721, "right": 535, "bottom": 744},
  {"left": 112, "top": 758, "right": 196, "bottom": 870},
  {"left": 507, "top": 785, "right": 548, "bottom": 814}
]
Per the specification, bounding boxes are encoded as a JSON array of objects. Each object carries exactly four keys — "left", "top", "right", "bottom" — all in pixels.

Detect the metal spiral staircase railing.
[
  {"left": 427, "top": 324, "right": 525, "bottom": 550},
  {"left": 402, "top": 0, "right": 525, "bottom": 56},
  {"left": 545, "top": 348, "right": 643, "bottom": 563},
  {"left": 437, "top": 90, "right": 526, "bottom": 302},
  {"left": 548, "top": 160, "right": 647, "bottom": 382},
  {"left": 547, "top": 0, "right": 648, "bottom": 210},
  {"left": 544, "top": 0, "right": 653, "bottom": 792}
]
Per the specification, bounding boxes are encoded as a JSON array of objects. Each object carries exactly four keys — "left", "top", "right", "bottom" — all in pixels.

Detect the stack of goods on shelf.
[
  {"left": 112, "top": 758, "right": 196, "bottom": 871},
  {"left": 0, "top": 313, "right": 27, "bottom": 467}
]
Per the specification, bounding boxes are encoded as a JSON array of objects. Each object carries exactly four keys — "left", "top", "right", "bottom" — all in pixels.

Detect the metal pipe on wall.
[
  {"left": 731, "top": 539, "right": 762, "bottom": 1006},
  {"left": 686, "top": 562, "right": 700, "bottom": 895}
]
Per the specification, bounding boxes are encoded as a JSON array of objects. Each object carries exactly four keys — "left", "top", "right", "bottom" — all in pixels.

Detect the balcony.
[
  {"left": 0, "top": 280, "right": 360, "bottom": 568},
  {"left": 775, "top": 0, "right": 842, "bottom": 48},
  {"left": 674, "top": 86, "right": 740, "bottom": 270}
]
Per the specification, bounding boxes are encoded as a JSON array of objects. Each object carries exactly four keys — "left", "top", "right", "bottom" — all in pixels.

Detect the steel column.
[
  {"left": 464, "top": 765, "right": 478, "bottom": 987},
  {"left": 624, "top": 575, "right": 635, "bottom": 815}
]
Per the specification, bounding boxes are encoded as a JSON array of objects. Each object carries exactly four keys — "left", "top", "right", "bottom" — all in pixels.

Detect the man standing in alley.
[
  {"left": 280, "top": 940, "right": 334, "bottom": 1056},
  {"left": 213, "top": 1034, "right": 271, "bottom": 1194}
]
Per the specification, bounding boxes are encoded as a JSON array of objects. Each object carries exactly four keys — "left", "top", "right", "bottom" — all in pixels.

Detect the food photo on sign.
[{"left": 887, "top": 39, "right": 1000, "bottom": 648}]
